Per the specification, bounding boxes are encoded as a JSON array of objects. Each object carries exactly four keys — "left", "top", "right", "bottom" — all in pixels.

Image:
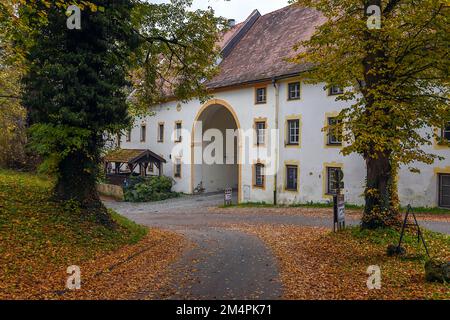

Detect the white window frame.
[
  {"left": 174, "top": 158, "right": 181, "bottom": 178},
  {"left": 438, "top": 174, "right": 450, "bottom": 208},
  {"left": 255, "top": 87, "right": 267, "bottom": 104},
  {"left": 175, "top": 122, "right": 182, "bottom": 142},
  {"left": 256, "top": 121, "right": 266, "bottom": 145},
  {"left": 287, "top": 119, "right": 299, "bottom": 145},
  {"left": 286, "top": 165, "right": 298, "bottom": 191},
  {"left": 254, "top": 163, "right": 264, "bottom": 187},
  {"left": 140, "top": 124, "right": 146, "bottom": 142},
  {"left": 329, "top": 85, "right": 344, "bottom": 96},
  {"left": 442, "top": 121, "right": 450, "bottom": 142},
  {"left": 158, "top": 123, "right": 164, "bottom": 142},
  {"left": 327, "top": 117, "right": 342, "bottom": 145},
  {"left": 288, "top": 82, "right": 300, "bottom": 100},
  {"left": 326, "top": 167, "right": 343, "bottom": 195}
]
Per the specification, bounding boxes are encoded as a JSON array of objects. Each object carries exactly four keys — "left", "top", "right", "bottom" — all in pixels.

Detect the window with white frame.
[
  {"left": 326, "top": 167, "right": 344, "bottom": 195},
  {"left": 286, "top": 165, "right": 298, "bottom": 191},
  {"left": 442, "top": 121, "right": 450, "bottom": 142},
  {"left": 255, "top": 87, "right": 267, "bottom": 104},
  {"left": 329, "top": 85, "right": 344, "bottom": 96},
  {"left": 140, "top": 124, "right": 146, "bottom": 142},
  {"left": 255, "top": 121, "right": 266, "bottom": 145},
  {"left": 287, "top": 119, "right": 300, "bottom": 145},
  {"left": 254, "top": 163, "right": 265, "bottom": 188},
  {"left": 438, "top": 174, "right": 450, "bottom": 208},
  {"left": 288, "top": 82, "right": 301, "bottom": 100},
  {"left": 327, "top": 117, "right": 342, "bottom": 145},
  {"left": 158, "top": 123, "right": 164, "bottom": 142},
  {"left": 175, "top": 122, "right": 182, "bottom": 142},
  {"left": 126, "top": 129, "right": 131, "bottom": 142},
  {"left": 174, "top": 158, "right": 181, "bottom": 178}
]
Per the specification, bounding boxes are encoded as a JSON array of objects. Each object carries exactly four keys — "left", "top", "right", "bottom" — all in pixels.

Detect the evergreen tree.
[
  {"left": 22, "top": 1, "right": 136, "bottom": 224},
  {"left": 20, "top": 0, "right": 224, "bottom": 225}
]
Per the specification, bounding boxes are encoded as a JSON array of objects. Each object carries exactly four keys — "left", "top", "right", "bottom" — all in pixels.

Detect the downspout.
[{"left": 272, "top": 78, "right": 279, "bottom": 205}]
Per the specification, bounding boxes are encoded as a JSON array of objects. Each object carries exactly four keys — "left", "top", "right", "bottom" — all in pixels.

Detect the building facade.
[{"left": 118, "top": 5, "right": 450, "bottom": 208}]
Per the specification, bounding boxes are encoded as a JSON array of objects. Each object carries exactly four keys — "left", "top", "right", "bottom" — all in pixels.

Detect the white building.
[{"left": 118, "top": 6, "right": 450, "bottom": 208}]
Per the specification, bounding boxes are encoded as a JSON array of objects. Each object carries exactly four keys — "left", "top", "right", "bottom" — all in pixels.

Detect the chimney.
[{"left": 228, "top": 19, "right": 236, "bottom": 27}]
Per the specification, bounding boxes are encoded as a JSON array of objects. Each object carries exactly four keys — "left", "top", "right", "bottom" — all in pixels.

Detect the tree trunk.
[
  {"left": 54, "top": 149, "right": 114, "bottom": 227},
  {"left": 362, "top": 151, "right": 401, "bottom": 229}
]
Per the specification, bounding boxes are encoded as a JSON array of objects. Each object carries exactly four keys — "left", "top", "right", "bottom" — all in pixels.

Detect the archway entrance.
[{"left": 191, "top": 99, "right": 241, "bottom": 202}]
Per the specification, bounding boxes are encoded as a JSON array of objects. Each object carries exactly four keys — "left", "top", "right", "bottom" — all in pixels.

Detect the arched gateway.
[{"left": 190, "top": 99, "right": 242, "bottom": 203}]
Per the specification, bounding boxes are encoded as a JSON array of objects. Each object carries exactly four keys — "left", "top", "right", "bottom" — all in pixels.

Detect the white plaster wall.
[
  {"left": 119, "top": 80, "right": 450, "bottom": 207},
  {"left": 276, "top": 81, "right": 366, "bottom": 205}
]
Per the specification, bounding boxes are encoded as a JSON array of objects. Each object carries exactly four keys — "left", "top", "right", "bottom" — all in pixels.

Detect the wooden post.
[{"left": 143, "top": 163, "right": 148, "bottom": 177}]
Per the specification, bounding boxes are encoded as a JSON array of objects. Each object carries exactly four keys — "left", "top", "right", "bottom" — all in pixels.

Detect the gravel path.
[{"left": 105, "top": 193, "right": 450, "bottom": 300}]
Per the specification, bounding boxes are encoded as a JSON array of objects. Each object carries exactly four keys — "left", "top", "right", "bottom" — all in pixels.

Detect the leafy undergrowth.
[
  {"left": 232, "top": 224, "right": 449, "bottom": 300},
  {"left": 0, "top": 170, "right": 186, "bottom": 299}
]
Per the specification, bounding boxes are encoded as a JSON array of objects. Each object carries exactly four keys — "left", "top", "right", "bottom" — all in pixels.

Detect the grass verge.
[
  {"left": 0, "top": 169, "right": 184, "bottom": 299},
  {"left": 220, "top": 201, "right": 450, "bottom": 214}
]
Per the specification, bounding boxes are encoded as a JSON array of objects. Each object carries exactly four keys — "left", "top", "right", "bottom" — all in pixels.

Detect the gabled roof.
[
  {"left": 207, "top": 5, "right": 325, "bottom": 89},
  {"left": 104, "top": 149, "right": 166, "bottom": 164}
]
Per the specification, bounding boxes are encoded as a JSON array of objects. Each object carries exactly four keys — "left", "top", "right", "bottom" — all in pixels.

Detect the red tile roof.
[{"left": 208, "top": 5, "right": 325, "bottom": 89}]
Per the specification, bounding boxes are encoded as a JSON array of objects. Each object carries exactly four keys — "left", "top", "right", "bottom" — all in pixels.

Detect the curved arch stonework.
[{"left": 190, "top": 99, "right": 242, "bottom": 203}]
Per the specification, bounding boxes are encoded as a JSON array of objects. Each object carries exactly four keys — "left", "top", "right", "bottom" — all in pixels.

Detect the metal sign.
[
  {"left": 224, "top": 188, "right": 233, "bottom": 206},
  {"left": 333, "top": 194, "right": 346, "bottom": 231},
  {"left": 337, "top": 194, "right": 345, "bottom": 222},
  {"left": 243, "top": 185, "right": 251, "bottom": 202},
  {"left": 333, "top": 169, "right": 345, "bottom": 232}
]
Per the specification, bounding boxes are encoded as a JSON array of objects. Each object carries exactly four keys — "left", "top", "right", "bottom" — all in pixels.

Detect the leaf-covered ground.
[
  {"left": 231, "top": 224, "right": 450, "bottom": 300},
  {"left": 211, "top": 206, "right": 450, "bottom": 223},
  {"left": 0, "top": 170, "right": 186, "bottom": 299}
]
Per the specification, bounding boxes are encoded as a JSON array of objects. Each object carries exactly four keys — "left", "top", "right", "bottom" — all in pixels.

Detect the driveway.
[{"left": 104, "top": 193, "right": 450, "bottom": 299}]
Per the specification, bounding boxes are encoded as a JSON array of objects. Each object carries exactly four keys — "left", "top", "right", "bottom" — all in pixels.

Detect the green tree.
[
  {"left": 0, "top": 1, "right": 27, "bottom": 168},
  {"left": 20, "top": 0, "right": 224, "bottom": 225},
  {"left": 292, "top": 0, "right": 450, "bottom": 228}
]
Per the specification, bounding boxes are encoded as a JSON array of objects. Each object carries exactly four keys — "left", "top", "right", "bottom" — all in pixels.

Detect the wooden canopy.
[
  {"left": 104, "top": 149, "right": 166, "bottom": 184},
  {"left": 104, "top": 149, "right": 166, "bottom": 165}
]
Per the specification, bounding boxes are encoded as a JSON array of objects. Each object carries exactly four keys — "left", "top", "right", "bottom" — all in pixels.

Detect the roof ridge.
[
  {"left": 220, "top": 9, "right": 261, "bottom": 59},
  {"left": 258, "top": 3, "right": 301, "bottom": 19}
]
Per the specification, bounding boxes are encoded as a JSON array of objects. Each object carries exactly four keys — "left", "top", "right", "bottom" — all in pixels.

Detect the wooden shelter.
[{"left": 103, "top": 149, "right": 166, "bottom": 186}]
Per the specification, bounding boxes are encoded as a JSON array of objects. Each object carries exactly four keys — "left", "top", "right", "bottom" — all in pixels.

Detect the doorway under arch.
[{"left": 191, "top": 99, "right": 241, "bottom": 202}]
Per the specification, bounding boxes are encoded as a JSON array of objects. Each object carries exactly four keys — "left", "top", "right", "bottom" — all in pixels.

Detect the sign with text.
[
  {"left": 333, "top": 194, "right": 345, "bottom": 231},
  {"left": 224, "top": 188, "right": 233, "bottom": 206}
]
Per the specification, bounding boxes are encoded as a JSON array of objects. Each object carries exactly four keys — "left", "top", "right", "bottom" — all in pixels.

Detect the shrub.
[{"left": 123, "top": 176, "right": 180, "bottom": 202}]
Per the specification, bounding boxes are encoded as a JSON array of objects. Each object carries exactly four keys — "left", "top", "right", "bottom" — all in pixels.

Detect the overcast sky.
[{"left": 149, "top": 0, "right": 290, "bottom": 22}]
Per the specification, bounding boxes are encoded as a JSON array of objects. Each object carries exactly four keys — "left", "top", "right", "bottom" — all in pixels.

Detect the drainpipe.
[{"left": 272, "top": 78, "right": 279, "bottom": 205}]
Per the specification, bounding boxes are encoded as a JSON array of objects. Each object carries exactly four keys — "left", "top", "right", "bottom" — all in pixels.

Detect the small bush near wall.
[{"left": 123, "top": 176, "right": 181, "bottom": 202}]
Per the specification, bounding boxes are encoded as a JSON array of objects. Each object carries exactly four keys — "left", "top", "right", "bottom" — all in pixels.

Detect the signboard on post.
[
  {"left": 334, "top": 194, "right": 345, "bottom": 231},
  {"left": 333, "top": 170, "right": 345, "bottom": 232},
  {"left": 224, "top": 188, "right": 233, "bottom": 206}
]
